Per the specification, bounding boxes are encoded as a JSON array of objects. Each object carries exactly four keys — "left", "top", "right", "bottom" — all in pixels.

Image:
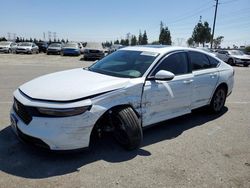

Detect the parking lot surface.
[{"left": 0, "top": 53, "right": 249, "bottom": 188}]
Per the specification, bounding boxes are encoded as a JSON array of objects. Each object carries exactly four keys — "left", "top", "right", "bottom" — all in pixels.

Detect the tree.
[
  {"left": 130, "top": 35, "right": 137, "bottom": 46},
  {"left": 120, "top": 39, "right": 126, "bottom": 45},
  {"left": 141, "top": 30, "right": 148, "bottom": 45},
  {"left": 61, "top": 39, "right": 65, "bottom": 43},
  {"left": 114, "top": 40, "right": 119, "bottom": 44},
  {"left": 16, "top": 37, "right": 20, "bottom": 43},
  {"left": 187, "top": 37, "right": 194, "bottom": 47},
  {"left": 138, "top": 30, "right": 142, "bottom": 45},
  {"left": 192, "top": 20, "right": 211, "bottom": 47},
  {"left": 213, "top": 36, "right": 224, "bottom": 49},
  {"left": 159, "top": 22, "right": 172, "bottom": 45},
  {"left": 124, "top": 39, "right": 129, "bottom": 46},
  {"left": 0, "top": 37, "right": 7, "bottom": 41}
]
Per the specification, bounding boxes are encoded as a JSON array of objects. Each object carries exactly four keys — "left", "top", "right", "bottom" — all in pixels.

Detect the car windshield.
[
  {"left": 0, "top": 41, "right": 11, "bottom": 45},
  {"left": 229, "top": 50, "right": 244, "bottom": 55},
  {"left": 89, "top": 50, "right": 159, "bottom": 78},
  {"left": 49, "top": 43, "right": 61, "bottom": 47},
  {"left": 19, "top": 42, "right": 32, "bottom": 46},
  {"left": 65, "top": 43, "right": 77, "bottom": 48}
]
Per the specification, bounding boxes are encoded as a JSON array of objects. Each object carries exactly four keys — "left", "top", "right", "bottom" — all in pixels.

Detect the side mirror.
[{"left": 151, "top": 70, "right": 175, "bottom": 81}]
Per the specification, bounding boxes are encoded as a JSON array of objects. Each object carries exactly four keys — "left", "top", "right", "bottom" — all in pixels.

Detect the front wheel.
[
  {"left": 112, "top": 107, "right": 142, "bottom": 150},
  {"left": 209, "top": 87, "right": 227, "bottom": 113}
]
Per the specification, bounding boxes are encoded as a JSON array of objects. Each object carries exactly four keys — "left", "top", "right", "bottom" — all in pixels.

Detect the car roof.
[{"left": 120, "top": 45, "right": 209, "bottom": 55}]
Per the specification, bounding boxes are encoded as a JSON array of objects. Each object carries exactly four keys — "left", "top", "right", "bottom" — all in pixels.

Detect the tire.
[
  {"left": 209, "top": 86, "right": 227, "bottom": 113},
  {"left": 243, "top": 64, "right": 249, "bottom": 67},
  {"left": 228, "top": 58, "right": 234, "bottom": 66},
  {"left": 112, "top": 107, "right": 142, "bottom": 150}
]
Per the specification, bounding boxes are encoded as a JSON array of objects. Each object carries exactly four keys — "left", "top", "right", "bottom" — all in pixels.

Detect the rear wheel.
[
  {"left": 228, "top": 58, "right": 234, "bottom": 66},
  {"left": 243, "top": 63, "right": 249, "bottom": 67},
  {"left": 112, "top": 107, "right": 142, "bottom": 150},
  {"left": 209, "top": 86, "right": 227, "bottom": 113}
]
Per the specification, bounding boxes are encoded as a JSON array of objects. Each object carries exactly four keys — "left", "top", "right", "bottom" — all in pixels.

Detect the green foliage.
[
  {"left": 187, "top": 37, "right": 194, "bottom": 47},
  {"left": 141, "top": 30, "right": 148, "bottom": 45},
  {"left": 245, "top": 46, "right": 250, "bottom": 52},
  {"left": 0, "top": 37, "right": 7, "bottom": 41},
  {"left": 138, "top": 31, "right": 143, "bottom": 45},
  {"left": 114, "top": 40, "right": 119, "bottom": 44},
  {"left": 192, "top": 21, "right": 211, "bottom": 47},
  {"left": 159, "top": 22, "right": 172, "bottom": 45},
  {"left": 213, "top": 36, "right": 224, "bottom": 48},
  {"left": 131, "top": 35, "right": 137, "bottom": 46}
]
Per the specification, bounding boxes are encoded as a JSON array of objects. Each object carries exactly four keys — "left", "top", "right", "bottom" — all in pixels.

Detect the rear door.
[{"left": 188, "top": 51, "right": 219, "bottom": 109}]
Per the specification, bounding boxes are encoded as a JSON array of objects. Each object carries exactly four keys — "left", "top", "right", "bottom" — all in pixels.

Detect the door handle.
[
  {"left": 183, "top": 79, "right": 193, "bottom": 84},
  {"left": 209, "top": 73, "right": 217, "bottom": 78}
]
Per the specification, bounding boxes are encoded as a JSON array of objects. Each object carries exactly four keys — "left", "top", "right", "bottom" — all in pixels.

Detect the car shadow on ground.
[{"left": 0, "top": 107, "right": 227, "bottom": 179}]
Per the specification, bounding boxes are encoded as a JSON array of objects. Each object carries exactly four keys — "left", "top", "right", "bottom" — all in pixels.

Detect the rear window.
[{"left": 189, "top": 51, "right": 212, "bottom": 70}]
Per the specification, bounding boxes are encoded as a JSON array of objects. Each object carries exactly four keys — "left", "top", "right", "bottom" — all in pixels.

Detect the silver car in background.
[
  {"left": 46, "top": 43, "right": 63, "bottom": 55},
  {"left": 16, "top": 42, "right": 39, "bottom": 54},
  {"left": 0, "top": 41, "right": 17, "bottom": 53},
  {"left": 216, "top": 49, "right": 250, "bottom": 67}
]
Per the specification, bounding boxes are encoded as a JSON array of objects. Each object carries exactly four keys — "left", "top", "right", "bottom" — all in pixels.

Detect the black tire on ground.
[
  {"left": 243, "top": 64, "right": 249, "bottom": 67},
  {"left": 228, "top": 58, "right": 234, "bottom": 66},
  {"left": 209, "top": 86, "right": 227, "bottom": 113},
  {"left": 112, "top": 107, "right": 142, "bottom": 150}
]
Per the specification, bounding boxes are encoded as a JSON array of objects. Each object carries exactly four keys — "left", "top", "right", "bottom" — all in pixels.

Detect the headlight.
[{"left": 37, "top": 106, "right": 91, "bottom": 117}]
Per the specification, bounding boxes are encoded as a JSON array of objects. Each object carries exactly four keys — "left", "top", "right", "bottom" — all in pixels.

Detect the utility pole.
[{"left": 210, "top": 0, "right": 219, "bottom": 49}]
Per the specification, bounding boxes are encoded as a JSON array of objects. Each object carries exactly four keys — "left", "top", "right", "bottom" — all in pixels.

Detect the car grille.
[
  {"left": 13, "top": 98, "right": 32, "bottom": 124},
  {"left": 89, "top": 50, "right": 101, "bottom": 53},
  {"left": 241, "top": 59, "right": 250, "bottom": 62}
]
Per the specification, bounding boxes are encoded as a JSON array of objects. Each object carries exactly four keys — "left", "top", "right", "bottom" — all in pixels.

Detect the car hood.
[
  {"left": 231, "top": 55, "right": 250, "bottom": 59},
  {"left": 0, "top": 45, "right": 10, "bottom": 48},
  {"left": 18, "top": 46, "right": 31, "bottom": 49},
  {"left": 19, "top": 68, "right": 130, "bottom": 101},
  {"left": 63, "top": 47, "right": 79, "bottom": 50},
  {"left": 48, "top": 47, "right": 61, "bottom": 50}
]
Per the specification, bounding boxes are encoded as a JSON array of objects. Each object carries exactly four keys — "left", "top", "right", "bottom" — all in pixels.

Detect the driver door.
[{"left": 141, "top": 51, "right": 193, "bottom": 127}]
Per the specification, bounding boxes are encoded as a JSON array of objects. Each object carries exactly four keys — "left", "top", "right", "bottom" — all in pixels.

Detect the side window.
[
  {"left": 189, "top": 51, "right": 211, "bottom": 71},
  {"left": 207, "top": 55, "right": 219, "bottom": 68},
  {"left": 153, "top": 52, "right": 188, "bottom": 75}
]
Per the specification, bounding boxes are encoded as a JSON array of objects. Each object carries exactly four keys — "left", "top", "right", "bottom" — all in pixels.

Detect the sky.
[{"left": 0, "top": 0, "right": 249, "bottom": 47}]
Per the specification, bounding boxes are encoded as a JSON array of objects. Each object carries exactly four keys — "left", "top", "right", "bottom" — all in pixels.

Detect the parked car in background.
[
  {"left": 108, "top": 44, "right": 124, "bottom": 54},
  {"left": 36, "top": 41, "right": 49, "bottom": 53},
  {"left": 78, "top": 42, "right": 84, "bottom": 54},
  {"left": 216, "top": 49, "right": 250, "bottom": 67},
  {"left": 83, "top": 48, "right": 105, "bottom": 60},
  {"left": 10, "top": 46, "right": 234, "bottom": 151},
  {"left": 16, "top": 42, "right": 39, "bottom": 54},
  {"left": 61, "top": 42, "right": 81, "bottom": 56},
  {"left": 0, "top": 41, "right": 17, "bottom": 53},
  {"left": 47, "top": 43, "right": 63, "bottom": 55}
]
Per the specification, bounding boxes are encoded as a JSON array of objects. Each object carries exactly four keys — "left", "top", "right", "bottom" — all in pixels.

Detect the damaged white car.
[{"left": 10, "top": 46, "right": 234, "bottom": 151}]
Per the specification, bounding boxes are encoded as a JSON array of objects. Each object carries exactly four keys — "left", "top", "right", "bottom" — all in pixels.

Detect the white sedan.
[{"left": 10, "top": 46, "right": 234, "bottom": 151}]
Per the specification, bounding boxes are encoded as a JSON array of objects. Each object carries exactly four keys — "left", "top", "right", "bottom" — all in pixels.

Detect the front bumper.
[
  {"left": 84, "top": 53, "right": 104, "bottom": 59},
  {"left": 0, "top": 48, "right": 9, "bottom": 53},
  {"left": 62, "top": 49, "right": 80, "bottom": 55},
  {"left": 234, "top": 59, "right": 250, "bottom": 65},
  {"left": 16, "top": 48, "right": 31, "bottom": 53},
  {"left": 10, "top": 90, "right": 98, "bottom": 150}
]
